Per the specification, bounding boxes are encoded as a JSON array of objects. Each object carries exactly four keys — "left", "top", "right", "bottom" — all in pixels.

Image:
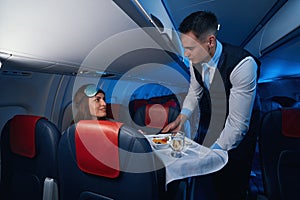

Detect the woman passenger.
[{"left": 73, "top": 84, "right": 107, "bottom": 123}]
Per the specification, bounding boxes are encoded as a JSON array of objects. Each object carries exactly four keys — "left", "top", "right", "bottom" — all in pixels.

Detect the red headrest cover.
[
  {"left": 282, "top": 108, "right": 300, "bottom": 138},
  {"left": 10, "top": 115, "right": 44, "bottom": 158},
  {"left": 164, "top": 99, "right": 177, "bottom": 108},
  {"left": 145, "top": 104, "right": 169, "bottom": 129},
  {"left": 75, "top": 120, "right": 123, "bottom": 178}
]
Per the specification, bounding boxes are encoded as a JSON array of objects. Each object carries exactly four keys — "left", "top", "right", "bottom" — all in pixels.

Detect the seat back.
[
  {"left": 0, "top": 115, "right": 61, "bottom": 200},
  {"left": 133, "top": 104, "right": 179, "bottom": 134},
  {"left": 58, "top": 120, "right": 165, "bottom": 200},
  {"left": 277, "top": 150, "right": 300, "bottom": 200},
  {"left": 259, "top": 108, "right": 300, "bottom": 200}
]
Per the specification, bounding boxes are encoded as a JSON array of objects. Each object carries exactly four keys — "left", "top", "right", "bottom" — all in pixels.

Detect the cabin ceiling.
[
  {"left": 0, "top": 0, "right": 299, "bottom": 83},
  {"left": 0, "top": 1, "right": 173, "bottom": 74},
  {"left": 0, "top": 0, "right": 140, "bottom": 71}
]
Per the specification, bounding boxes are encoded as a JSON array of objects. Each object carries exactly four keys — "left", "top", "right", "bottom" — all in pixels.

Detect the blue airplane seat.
[
  {"left": 0, "top": 115, "right": 60, "bottom": 200},
  {"left": 57, "top": 120, "right": 166, "bottom": 200},
  {"left": 133, "top": 103, "right": 179, "bottom": 135},
  {"left": 259, "top": 108, "right": 300, "bottom": 200},
  {"left": 277, "top": 149, "right": 300, "bottom": 200}
]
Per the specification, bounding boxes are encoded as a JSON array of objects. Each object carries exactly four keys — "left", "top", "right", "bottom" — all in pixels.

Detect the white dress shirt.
[
  {"left": 202, "top": 63, "right": 215, "bottom": 89},
  {"left": 181, "top": 40, "right": 258, "bottom": 150}
]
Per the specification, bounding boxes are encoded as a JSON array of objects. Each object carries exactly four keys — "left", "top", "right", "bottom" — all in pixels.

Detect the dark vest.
[{"left": 193, "top": 42, "right": 261, "bottom": 144}]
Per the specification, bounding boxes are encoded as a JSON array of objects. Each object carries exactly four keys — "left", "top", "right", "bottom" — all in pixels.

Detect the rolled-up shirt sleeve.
[{"left": 216, "top": 56, "right": 258, "bottom": 150}]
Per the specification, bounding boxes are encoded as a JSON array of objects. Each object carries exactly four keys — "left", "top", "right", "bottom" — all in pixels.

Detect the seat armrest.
[{"left": 43, "top": 177, "right": 58, "bottom": 200}]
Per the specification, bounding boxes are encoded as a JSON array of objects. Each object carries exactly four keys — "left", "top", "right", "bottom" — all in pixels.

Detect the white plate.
[{"left": 150, "top": 135, "right": 170, "bottom": 149}]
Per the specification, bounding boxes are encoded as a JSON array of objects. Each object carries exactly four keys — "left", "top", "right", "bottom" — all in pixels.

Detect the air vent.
[
  {"left": 77, "top": 70, "right": 116, "bottom": 78},
  {"left": 1, "top": 70, "right": 32, "bottom": 77}
]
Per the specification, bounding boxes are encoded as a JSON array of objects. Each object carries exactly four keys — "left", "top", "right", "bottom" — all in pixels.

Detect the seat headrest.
[
  {"left": 145, "top": 104, "right": 169, "bottom": 129},
  {"left": 282, "top": 108, "right": 300, "bottom": 138},
  {"left": 10, "top": 115, "right": 45, "bottom": 158},
  {"left": 75, "top": 120, "right": 123, "bottom": 178},
  {"left": 164, "top": 99, "right": 177, "bottom": 108}
]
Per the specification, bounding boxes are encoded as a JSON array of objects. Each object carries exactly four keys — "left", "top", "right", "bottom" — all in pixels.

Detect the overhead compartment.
[
  {"left": 0, "top": 0, "right": 170, "bottom": 74},
  {"left": 245, "top": 0, "right": 300, "bottom": 58},
  {"left": 113, "top": 0, "right": 183, "bottom": 56}
]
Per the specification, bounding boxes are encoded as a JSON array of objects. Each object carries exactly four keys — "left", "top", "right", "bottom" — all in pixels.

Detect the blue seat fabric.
[
  {"left": 58, "top": 122, "right": 166, "bottom": 200},
  {"left": 0, "top": 116, "right": 60, "bottom": 200}
]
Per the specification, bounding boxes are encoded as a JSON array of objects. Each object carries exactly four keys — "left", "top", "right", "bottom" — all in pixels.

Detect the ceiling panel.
[{"left": 162, "top": 0, "right": 279, "bottom": 46}]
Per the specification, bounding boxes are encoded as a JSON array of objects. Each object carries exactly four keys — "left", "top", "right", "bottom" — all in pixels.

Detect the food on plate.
[{"left": 152, "top": 136, "right": 170, "bottom": 144}]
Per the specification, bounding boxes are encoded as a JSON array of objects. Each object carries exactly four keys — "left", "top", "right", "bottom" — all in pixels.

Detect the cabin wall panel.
[{"left": 0, "top": 70, "right": 62, "bottom": 127}]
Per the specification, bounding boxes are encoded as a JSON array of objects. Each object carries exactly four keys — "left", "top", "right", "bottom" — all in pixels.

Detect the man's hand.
[{"left": 161, "top": 114, "right": 187, "bottom": 133}]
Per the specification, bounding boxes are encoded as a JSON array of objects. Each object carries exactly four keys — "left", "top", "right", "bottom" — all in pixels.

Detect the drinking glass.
[{"left": 170, "top": 131, "right": 185, "bottom": 158}]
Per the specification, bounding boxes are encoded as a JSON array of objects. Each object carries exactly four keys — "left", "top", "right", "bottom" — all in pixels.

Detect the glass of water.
[{"left": 170, "top": 131, "right": 185, "bottom": 158}]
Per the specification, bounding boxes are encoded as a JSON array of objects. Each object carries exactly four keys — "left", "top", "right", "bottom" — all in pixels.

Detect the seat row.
[
  {"left": 0, "top": 115, "right": 167, "bottom": 200},
  {"left": 258, "top": 107, "right": 300, "bottom": 200}
]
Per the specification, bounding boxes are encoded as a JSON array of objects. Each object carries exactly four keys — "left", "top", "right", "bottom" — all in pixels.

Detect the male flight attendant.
[{"left": 162, "top": 11, "right": 260, "bottom": 199}]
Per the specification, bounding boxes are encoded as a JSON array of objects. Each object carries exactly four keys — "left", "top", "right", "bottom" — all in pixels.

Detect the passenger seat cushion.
[
  {"left": 10, "top": 115, "right": 45, "bottom": 158},
  {"left": 75, "top": 120, "right": 123, "bottom": 178},
  {"left": 282, "top": 108, "right": 300, "bottom": 137}
]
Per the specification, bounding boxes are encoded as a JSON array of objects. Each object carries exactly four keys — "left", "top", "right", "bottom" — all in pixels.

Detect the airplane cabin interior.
[{"left": 0, "top": 0, "right": 300, "bottom": 200}]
